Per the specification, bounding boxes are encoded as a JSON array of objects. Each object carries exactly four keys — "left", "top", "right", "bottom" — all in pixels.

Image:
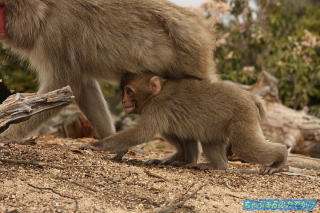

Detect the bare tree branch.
[{"left": 0, "top": 86, "right": 74, "bottom": 133}]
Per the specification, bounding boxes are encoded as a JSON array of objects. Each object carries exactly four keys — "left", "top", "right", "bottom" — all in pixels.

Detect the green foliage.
[
  {"left": 100, "top": 82, "right": 122, "bottom": 114},
  {"left": 264, "top": 35, "right": 320, "bottom": 113},
  {"left": 0, "top": 46, "right": 37, "bottom": 92},
  {"left": 216, "top": 0, "right": 320, "bottom": 116},
  {"left": 299, "top": 7, "right": 320, "bottom": 35},
  {"left": 216, "top": 24, "right": 263, "bottom": 85}
]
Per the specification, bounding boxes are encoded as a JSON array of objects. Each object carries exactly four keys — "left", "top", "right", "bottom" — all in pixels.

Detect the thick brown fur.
[
  {"left": 0, "top": 0, "right": 216, "bottom": 139},
  {"left": 91, "top": 73, "right": 288, "bottom": 173}
]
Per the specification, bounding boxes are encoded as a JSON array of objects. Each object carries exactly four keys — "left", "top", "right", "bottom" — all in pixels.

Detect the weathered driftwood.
[
  {"left": 0, "top": 86, "right": 74, "bottom": 134},
  {"left": 261, "top": 102, "right": 320, "bottom": 156},
  {"left": 224, "top": 71, "right": 281, "bottom": 102},
  {"left": 287, "top": 154, "right": 320, "bottom": 170}
]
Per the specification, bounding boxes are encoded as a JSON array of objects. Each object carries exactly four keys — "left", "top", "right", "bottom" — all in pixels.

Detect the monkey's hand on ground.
[
  {"left": 109, "top": 151, "right": 128, "bottom": 162},
  {"left": 81, "top": 136, "right": 129, "bottom": 152},
  {"left": 145, "top": 153, "right": 191, "bottom": 167},
  {"left": 81, "top": 139, "right": 128, "bottom": 162},
  {"left": 80, "top": 142, "right": 104, "bottom": 151},
  {"left": 82, "top": 126, "right": 156, "bottom": 161},
  {"left": 81, "top": 139, "right": 116, "bottom": 151}
]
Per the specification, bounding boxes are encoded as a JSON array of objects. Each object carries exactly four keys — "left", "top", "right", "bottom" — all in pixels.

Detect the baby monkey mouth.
[{"left": 123, "top": 103, "right": 135, "bottom": 114}]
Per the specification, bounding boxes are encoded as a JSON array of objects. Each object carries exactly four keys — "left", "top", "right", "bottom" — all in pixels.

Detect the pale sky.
[{"left": 168, "top": 0, "right": 204, "bottom": 7}]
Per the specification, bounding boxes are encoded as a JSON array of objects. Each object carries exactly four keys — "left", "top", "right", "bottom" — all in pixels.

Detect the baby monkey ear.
[{"left": 149, "top": 76, "right": 162, "bottom": 94}]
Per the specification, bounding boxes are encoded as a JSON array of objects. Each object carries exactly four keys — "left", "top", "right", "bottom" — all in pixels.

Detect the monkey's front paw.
[
  {"left": 109, "top": 151, "right": 128, "bottom": 162},
  {"left": 167, "top": 160, "right": 189, "bottom": 167},
  {"left": 81, "top": 141, "right": 104, "bottom": 151},
  {"left": 144, "top": 158, "right": 163, "bottom": 165},
  {"left": 184, "top": 163, "right": 202, "bottom": 169}
]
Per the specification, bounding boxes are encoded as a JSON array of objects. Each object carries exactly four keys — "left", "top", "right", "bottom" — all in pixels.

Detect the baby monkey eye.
[{"left": 125, "top": 86, "right": 135, "bottom": 96}]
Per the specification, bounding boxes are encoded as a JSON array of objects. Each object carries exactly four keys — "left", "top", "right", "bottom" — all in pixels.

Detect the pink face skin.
[
  {"left": 121, "top": 76, "right": 163, "bottom": 114},
  {"left": 122, "top": 86, "right": 136, "bottom": 114}
]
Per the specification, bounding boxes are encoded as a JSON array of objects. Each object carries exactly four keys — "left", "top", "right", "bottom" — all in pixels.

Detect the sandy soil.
[{"left": 0, "top": 136, "right": 319, "bottom": 213}]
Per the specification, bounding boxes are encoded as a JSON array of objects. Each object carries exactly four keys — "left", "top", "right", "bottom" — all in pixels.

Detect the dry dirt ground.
[{"left": 0, "top": 136, "right": 319, "bottom": 213}]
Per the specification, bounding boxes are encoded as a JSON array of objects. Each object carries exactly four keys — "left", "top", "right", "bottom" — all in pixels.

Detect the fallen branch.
[
  {"left": 155, "top": 183, "right": 206, "bottom": 213},
  {"left": 287, "top": 154, "right": 320, "bottom": 170},
  {"left": 277, "top": 171, "right": 320, "bottom": 181},
  {"left": 0, "top": 158, "right": 64, "bottom": 169},
  {"left": 0, "top": 136, "right": 37, "bottom": 145},
  {"left": 0, "top": 86, "right": 74, "bottom": 133},
  {"left": 0, "top": 158, "right": 104, "bottom": 169},
  {"left": 138, "top": 196, "right": 161, "bottom": 207},
  {"left": 27, "top": 183, "right": 79, "bottom": 212},
  {"left": 58, "top": 177, "right": 98, "bottom": 193},
  {"left": 144, "top": 170, "right": 168, "bottom": 182}
]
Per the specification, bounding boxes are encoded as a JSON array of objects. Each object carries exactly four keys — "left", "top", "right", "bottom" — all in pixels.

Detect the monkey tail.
[{"left": 252, "top": 95, "right": 266, "bottom": 121}]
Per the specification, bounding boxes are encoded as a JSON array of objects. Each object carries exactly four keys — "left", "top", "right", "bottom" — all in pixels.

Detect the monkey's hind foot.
[
  {"left": 144, "top": 158, "right": 163, "bottom": 165},
  {"left": 144, "top": 158, "right": 176, "bottom": 165},
  {"left": 259, "top": 165, "right": 288, "bottom": 175},
  {"left": 144, "top": 158, "right": 189, "bottom": 167},
  {"left": 184, "top": 163, "right": 209, "bottom": 170}
]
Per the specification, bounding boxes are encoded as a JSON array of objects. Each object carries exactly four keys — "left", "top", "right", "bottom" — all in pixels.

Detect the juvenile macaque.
[
  {"left": 89, "top": 73, "right": 288, "bottom": 174},
  {"left": 0, "top": 0, "right": 215, "bottom": 140}
]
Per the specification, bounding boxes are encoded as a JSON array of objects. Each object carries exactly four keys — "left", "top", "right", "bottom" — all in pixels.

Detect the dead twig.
[
  {"left": 58, "top": 177, "right": 98, "bottom": 193},
  {"left": 226, "top": 193, "right": 244, "bottom": 199},
  {"left": 66, "top": 164, "right": 104, "bottom": 168},
  {"left": 0, "top": 158, "right": 64, "bottom": 169},
  {"left": 0, "top": 86, "right": 74, "bottom": 133},
  {"left": 27, "top": 183, "right": 79, "bottom": 212},
  {"left": 0, "top": 158, "right": 104, "bottom": 169},
  {"left": 222, "top": 181, "right": 233, "bottom": 190},
  {"left": 0, "top": 136, "right": 37, "bottom": 145},
  {"left": 277, "top": 172, "right": 320, "bottom": 181},
  {"left": 137, "top": 196, "right": 161, "bottom": 207},
  {"left": 144, "top": 170, "right": 168, "bottom": 182},
  {"left": 155, "top": 183, "right": 206, "bottom": 213}
]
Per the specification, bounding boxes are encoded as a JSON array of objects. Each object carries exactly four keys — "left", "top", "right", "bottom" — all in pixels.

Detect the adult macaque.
[
  {"left": 89, "top": 73, "right": 288, "bottom": 174},
  {"left": 0, "top": 0, "right": 215, "bottom": 140}
]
